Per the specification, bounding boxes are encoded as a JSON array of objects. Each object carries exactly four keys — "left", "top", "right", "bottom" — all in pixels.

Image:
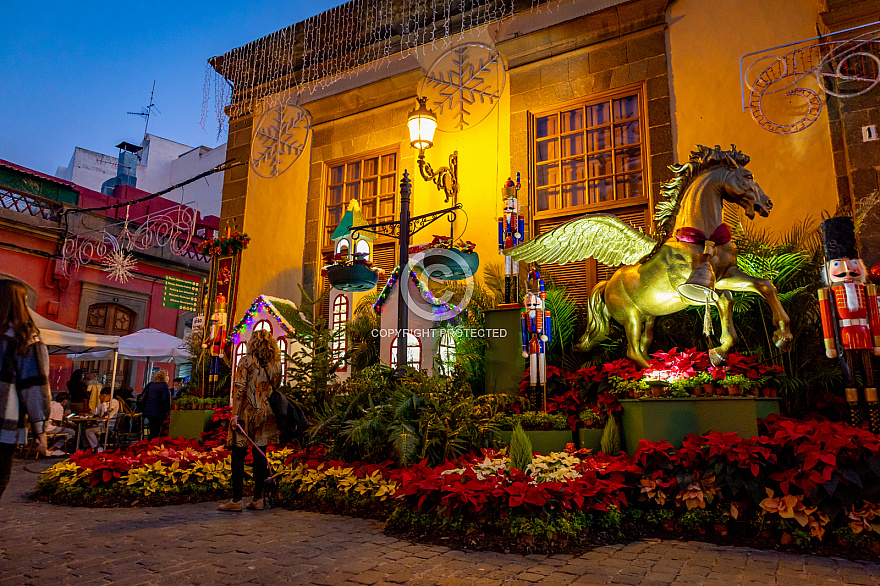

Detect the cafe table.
[{"left": 67, "top": 415, "right": 102, "bottom": 451}]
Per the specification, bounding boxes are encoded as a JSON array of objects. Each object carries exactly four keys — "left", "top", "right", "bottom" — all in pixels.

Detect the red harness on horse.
[{"left": 675, "top": 223, "right": 733, "bottom": 246}]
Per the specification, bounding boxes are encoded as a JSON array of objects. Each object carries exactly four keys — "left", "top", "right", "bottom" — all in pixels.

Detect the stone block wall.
[{"left": 503, "top": 0, "right": 673, "bottom": 230}]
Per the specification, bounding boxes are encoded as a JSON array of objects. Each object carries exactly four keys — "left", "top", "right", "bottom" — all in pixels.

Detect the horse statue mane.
[{"left": 654, "top": 144, "right": 751, "bottom": 234}]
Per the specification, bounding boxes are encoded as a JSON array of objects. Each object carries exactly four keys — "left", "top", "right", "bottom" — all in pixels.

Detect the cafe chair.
[{"left": 116, "top": 402, "right": 144, "bottom": 448}]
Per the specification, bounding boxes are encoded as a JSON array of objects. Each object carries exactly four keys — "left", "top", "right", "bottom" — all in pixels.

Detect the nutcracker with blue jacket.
[
  {"left": 202, "top": 293, "right": 228, "bottom": 397},
  {"left": 521, "top": 267, "right": 552, "bottom": 410},
  {"left": 498, "top": 174, "right": 525, "bottom": 305},
  {"left": 817, "top": 216, "right": 880, "bottom": 432}
]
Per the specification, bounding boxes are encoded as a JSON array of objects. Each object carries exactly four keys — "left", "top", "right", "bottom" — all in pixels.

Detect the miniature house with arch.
[
  {"left": 372, "top": 252, "right": 459, "bottom": 377},
  {"left": 325, "top": 199, "right": 381, "bottom": 381},
  {"left": 228, "top": 295, "right": 304, "bottom": 385}
]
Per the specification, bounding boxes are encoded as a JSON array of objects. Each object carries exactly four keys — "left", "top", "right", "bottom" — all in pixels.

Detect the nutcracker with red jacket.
[
  {"left": 521, "top": 267, "right": 552, "bottom": 410},
  {"left": 498, "top": 174, "right": 525, "bottom": 305},
  {"left": 817, "top": 216, "right": 880, "bottom": 432},
  {"left": 202, "top": 293, "right": 229, "bottom": 397}
]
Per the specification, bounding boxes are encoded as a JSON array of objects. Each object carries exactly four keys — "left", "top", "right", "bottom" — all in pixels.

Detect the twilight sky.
[{"left": 0, "top": 1, "right": 339, "bottom": 176}]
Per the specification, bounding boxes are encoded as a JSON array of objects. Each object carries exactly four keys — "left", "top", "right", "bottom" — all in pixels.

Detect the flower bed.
[{"left": 33, "top": 416, "right": 880, "bottom": 560}]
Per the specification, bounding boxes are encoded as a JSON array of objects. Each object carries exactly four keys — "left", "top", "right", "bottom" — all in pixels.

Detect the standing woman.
[
  {"left": 66, "top": 368, "right": 89, "bottom": 413},
  {"left": 218, "top": 329, "right": 280, "bottom": 512},
  {"left": 0, "top": 279, "right": 51, "bottom": 498},
  {"left": 140, "top": 370, "right": 172, "bottom": 440}
]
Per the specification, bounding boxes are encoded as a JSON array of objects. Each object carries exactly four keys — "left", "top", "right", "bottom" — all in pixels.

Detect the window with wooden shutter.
[
  {"left": 370, "top": 242, "right": 396, "bottom": 293},
  {"left": 530, "top": 85, "right": 652, "bottom": 308}
]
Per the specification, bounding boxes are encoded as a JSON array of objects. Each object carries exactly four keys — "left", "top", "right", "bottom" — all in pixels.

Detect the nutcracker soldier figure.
[
  {"left": 521, "top": 267, "right": 552, "bottom": 409},
  {"left": 203, "top": 294, "right": 229, "bottom": 397},
  {"left": 498, "top": 174, "right": 525, "bottom": 305},
  {"left": 817, "top": 216, "right": 880, "bottom": 432}
]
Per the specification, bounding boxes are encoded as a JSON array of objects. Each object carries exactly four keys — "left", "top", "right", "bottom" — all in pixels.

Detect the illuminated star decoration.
[{"left": 102, "top": 249, "right": 138, "bottom": 283}]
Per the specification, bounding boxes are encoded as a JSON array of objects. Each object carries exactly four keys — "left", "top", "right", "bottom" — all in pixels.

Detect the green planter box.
[
  {"left": 619, "top": 398, "right": 781, "bottom": 453},
  {"left": 169, "top": 409, "right": 215, "bottom": 440},
  {"left": 497, "top": 429, "right": 573, "bottom": 455},
  {"left": 576, "top": 428, "right": 604, "bottom": 451}
]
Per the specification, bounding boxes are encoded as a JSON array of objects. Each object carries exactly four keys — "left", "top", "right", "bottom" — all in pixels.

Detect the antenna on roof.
[{"left": 127, "top": 81, "right": 160, "bottom": 145}]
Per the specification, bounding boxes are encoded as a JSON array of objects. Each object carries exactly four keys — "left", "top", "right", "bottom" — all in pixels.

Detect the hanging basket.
[
  {"left": 420, "top": 249, "right": 480, "bottom": 281},
  {"left": 327, "top": 264, "right": 379, "bottom": 292}
]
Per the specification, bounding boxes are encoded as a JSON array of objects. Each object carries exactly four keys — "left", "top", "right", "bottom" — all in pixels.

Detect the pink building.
[{"left": 0, "top": 156, "right": 217, "bottom": 392}]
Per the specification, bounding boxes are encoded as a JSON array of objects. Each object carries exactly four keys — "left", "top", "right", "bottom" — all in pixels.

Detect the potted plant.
[
  {"left": 496, "top": 411, "right": 571, "bottom": 454},
  {"left": 577, "top": 408, "right": 604, "bottom": 451},
  {"left": 720, "top": 374, "right": 750, "bottom": 396},
  {"left": 610, "top": 376, "right": 647, "bottom": 399},
  {"left": 417, "top": 236, "right": 479, "bottom": 281},
  {"left": 690, "top": 372, "right": 715, "bottom": 396},
  {"left": 323, "top": 252, "right": 383, "bottom": 292}
]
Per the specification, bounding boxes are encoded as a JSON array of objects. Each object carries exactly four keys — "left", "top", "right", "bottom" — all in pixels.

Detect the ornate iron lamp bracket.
[
  {"left": 350, "top": 203, "right": 462, "bottom": 241},
  {"left": 417, "top": 150, "right": 459, "bottom": 204}
]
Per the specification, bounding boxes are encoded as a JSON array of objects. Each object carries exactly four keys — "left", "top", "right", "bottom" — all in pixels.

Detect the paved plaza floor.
[{"left": 2, "top": 459, "right": 879, "bottom": 585}]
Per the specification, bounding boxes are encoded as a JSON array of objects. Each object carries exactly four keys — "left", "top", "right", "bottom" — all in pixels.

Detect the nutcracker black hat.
[{"left": 821, "top": 216, "right": 859, "bottom": 261}]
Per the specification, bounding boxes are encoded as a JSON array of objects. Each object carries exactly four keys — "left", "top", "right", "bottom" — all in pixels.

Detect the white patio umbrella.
[
  {"left": 29, "top": 309, "right": 119, "bottom": 355},
  {"left": 67, "top": 328, "right": 191, "bottom": 449}
]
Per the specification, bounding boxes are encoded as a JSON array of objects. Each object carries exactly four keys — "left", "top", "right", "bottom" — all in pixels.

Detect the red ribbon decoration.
[{"left": 675, "top": 223, "right": 733, "bottom": 246}]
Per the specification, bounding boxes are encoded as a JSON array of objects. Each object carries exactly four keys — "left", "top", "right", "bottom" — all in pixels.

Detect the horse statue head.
[{"left": 656, "top": 145, "right": 772, "bottom": 235}]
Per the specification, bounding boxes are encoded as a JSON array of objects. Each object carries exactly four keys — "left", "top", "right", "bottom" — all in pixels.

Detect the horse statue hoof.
[
  {"left": 773, "top": 328, "right": 793, "bottom": 352},
  {"left": 708, "top": 348, "right": 726, "bottom": 367}
]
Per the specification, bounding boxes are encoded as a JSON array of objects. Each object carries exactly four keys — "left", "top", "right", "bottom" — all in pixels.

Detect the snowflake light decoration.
[
  {"left": 103, "top": 249, "right": 138, "bottom": 283},
  {"left": 420, "top": 43, "right": 506, "bottom": 132},
  {"left": 250, "top": 103, "right": 311, "bottom": 178}
]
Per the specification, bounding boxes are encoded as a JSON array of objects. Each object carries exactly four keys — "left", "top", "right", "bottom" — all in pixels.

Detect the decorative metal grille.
[{"left": 0, "top": 187, "right": 62, "bottom": 221}]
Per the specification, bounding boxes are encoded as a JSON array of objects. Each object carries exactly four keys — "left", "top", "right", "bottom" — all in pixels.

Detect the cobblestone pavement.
[{"left": 2, "top": 459, "right": 880, "bottom": 585}]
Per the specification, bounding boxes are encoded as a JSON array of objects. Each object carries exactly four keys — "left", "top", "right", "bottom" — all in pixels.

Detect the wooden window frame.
[
  {"left": 390, "top": 333, "right": 422, "bottom": 370},
  {"left": 528, "top": 83, "right": 650, "bottom": 224},
  {"left": 234, "top": 342, "right": 248, "bottom": 369},
  {"left": 330, "top": 294, "right": 349, "bottom": 368},
  {"left": 277, "top": 337, "right": 288, "bottom": 383},
  {"left": 321, "top": 146, "right": 400, "bottom": 254}
]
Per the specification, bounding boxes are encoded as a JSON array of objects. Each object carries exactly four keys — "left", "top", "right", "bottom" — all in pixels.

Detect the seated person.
[
  {"left": 84, "top": 387, "right": 120, "bottom": 451},
  {"left": 114, "top": 385, "right": 134, "bottom": 404},
  {"left": 46, "top": 391, "right": 76, "bottom": 456}
]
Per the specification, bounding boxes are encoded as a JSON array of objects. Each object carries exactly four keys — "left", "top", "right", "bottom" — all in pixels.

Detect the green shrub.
[
  {"left": 496, "top": 411, "right": 568, "bottom": 431},
  {"left": 509, "top": 423, "right": 533, "bottom": 471},
  {"left": 600, "top": 417, "right": 620, "bottom": 455}
]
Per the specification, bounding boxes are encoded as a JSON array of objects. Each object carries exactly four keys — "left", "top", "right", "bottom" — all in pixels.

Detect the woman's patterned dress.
[{"left": 227, "top": 355, "right": 280, "bottom": 448}]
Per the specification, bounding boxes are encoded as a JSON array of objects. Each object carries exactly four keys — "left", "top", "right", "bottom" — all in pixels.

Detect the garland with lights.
[
  {"left": 228, "top": 295, "right": 296, "bottom": 346},
  {"left": 372, "top": 265, "right": 470, "bottom": 317}
]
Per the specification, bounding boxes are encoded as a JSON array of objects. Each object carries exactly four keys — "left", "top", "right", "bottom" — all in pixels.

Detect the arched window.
[
  {"left": 253, "top": 320, "right": 271, "bottom": 333},
  {"left": 330, "top": 294, "right": 349, "bottom": 364},
  {"left": 390, "top": 332, "right": 421, "bottom": 369},
  {"left": 277, "top": 337, "right": 288, "bottom": 383},
  {"left": 234, "top": 342, "right": 248, "bottom": 368},
  {"left": 355, "top": 239, "right": 370, "bottom": 261},
  {"left": 335, "top": 238, "right": 350, "bottom": 257},
  {"left": 437, "top": 330, "right": 457, "bottom": 376}
]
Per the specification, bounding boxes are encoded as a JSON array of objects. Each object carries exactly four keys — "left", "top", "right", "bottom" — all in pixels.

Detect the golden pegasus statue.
[{"left": 505, "top": 145, "right": 792, "bottom": 368}]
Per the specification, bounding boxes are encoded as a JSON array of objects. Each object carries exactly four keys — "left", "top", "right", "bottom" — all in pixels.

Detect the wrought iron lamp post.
[{"left": 350, "top": 99, "right": 462, "bottom": 374}]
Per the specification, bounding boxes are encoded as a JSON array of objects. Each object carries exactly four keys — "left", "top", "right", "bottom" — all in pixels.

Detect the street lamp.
[{"left": 408, "top": 97, "right": 459, "bottom": 204}]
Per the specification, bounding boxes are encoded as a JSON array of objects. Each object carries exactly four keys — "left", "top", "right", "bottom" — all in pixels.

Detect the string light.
[
  {"left": 228, "top": 295, "right": 298, "bottom": 345},
  {"left": 372, "top": 265, "right": 471, "bottom": 318},
  {"left": 203, "top": 0, "right": 568, "bottom": 134}
]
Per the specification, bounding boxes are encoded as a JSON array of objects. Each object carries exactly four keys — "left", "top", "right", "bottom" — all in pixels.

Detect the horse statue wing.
[{"left": 504, "top": 213, "right": 656, "bottom": 266}]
